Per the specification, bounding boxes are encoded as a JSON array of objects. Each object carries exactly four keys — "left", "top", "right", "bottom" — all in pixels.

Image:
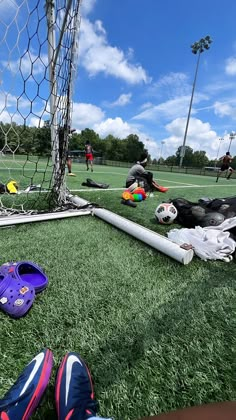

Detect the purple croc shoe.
[
  {"left": 0, "top": 273, "right": 35, "bottom": 318},
  {"left": 0, "top": 261, "right": 48, "bottom": 294}
]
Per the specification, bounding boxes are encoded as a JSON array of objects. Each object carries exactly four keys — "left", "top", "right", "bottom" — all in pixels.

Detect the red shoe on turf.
[{"left": 157, "top": 186, "right": 169, "bottom": 193}]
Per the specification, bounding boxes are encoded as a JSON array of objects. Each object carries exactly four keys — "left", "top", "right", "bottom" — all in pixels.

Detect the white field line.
[
  {"left": 157, "top": 171, "right": 215, "bottom": 179},
  {"left": 0, "top": 166, "right": 126, "bottom": 175},
  {"left": 157, "top": 178, "right": 195, "bottom": 186},
  {"left": 69, "top": 183, "right": 236, "bottom": 192},
  {"left": 0, "top": 167, "right": 50, "bottom": 172},
  {"left": 0, "top": 166, "right": 231, "bottom": 181},
  {"left": 166, "top": 184, "right": 236, "bottom": 189},
  {"left": 15, "top": 182, "right": 236, "bottom": 194}
]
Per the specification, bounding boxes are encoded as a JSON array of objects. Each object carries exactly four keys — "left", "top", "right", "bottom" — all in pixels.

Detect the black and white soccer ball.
[{"left": 155, "top": 203, "right": 178, "bottom": 225}]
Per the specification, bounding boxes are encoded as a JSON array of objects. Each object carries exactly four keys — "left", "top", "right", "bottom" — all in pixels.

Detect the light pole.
[
  {"left": 215, "top": 137, "right": 224, "bottom": 167},
  {"left": 179, "top": 35, "right": 212, "bottom": 167},
  {"left": 228, "top": 132, "right": 236, "bottom": 153},
  {"left": 160, "top": 140, "right": 165, "bottom": 161}
]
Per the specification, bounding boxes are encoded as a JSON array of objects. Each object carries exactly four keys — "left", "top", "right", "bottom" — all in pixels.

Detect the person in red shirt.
[{"left": 84, "top": 140, "right": 94, "bottom": 172}]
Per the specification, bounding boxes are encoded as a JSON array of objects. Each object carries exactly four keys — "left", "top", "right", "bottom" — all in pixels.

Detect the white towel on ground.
[{"left": 168, "top": 217, "right": 236, "bottom": 261}]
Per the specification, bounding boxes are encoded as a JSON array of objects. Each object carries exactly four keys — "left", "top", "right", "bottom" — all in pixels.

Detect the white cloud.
[
  {"left": 214, "top": 101, "right": 236, "bottom": 119},
  {"left": 80, "top": 0, "right": 97, "bottom": 17},
  {"left": 147, "top": 72, "right": 190, "bottom": 99},
  {"left": 107, "top": 93, "right": 132, "bottom": 107},
  {"left": 29, "top": 116, "right": 45, "bottom": 128},
  {"left": 93, "top": 117, "right": 132, "bottom": 138},
  {"left": 92, "top": 116, "right": 160, "bottom": 158},
  {"left": 0, "top": 109, "right": 24, "bottom": 125},
  {"left": 72, "top": 102, "right": 105, "bottom": 130},
  {"left": 225, "top": 57, "right": 236, "bottom": 75},
  {"left": 79, "top": 18, "right": 150, "bottom": 84},
  {"left": 205, "top": 80, "right": 236, "bottom": 95},
  {"left": 0, "top": 91, "right": 18, "bottom": 109},
  {"left": 140, "top": 102, "right": 153, "bottom": 110},
  {"left": 0, "top": 0, "right": 17, "bottom": 16},
  {"left": 163, "top": 117, "right": 220, "bottom": 159},
  {"left": 133, "top": 93, "right": 208, "bottom": 122},
  {"left": 1, "top": 52, "right": 48, "bottom": 78}
]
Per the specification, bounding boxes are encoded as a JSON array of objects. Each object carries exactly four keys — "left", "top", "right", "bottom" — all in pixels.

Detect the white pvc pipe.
[
  {"left": 69, "top": 195, "right": 194, "bottom": 265},
  {"left": 0, "top": 209, "right": 91, "bottom": 227}
]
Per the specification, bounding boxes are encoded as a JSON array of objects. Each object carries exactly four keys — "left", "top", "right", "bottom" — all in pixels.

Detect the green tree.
[
  {"left": 208, "top": 159, "right": 217, "bottom": 167},
  {"left": 175, "top": 145, "right": 194, "bottom": 166},
  {"left": 68, "top": 133, "right": 82, "bottom": 151},
  {"left": 34, "top": 126, "right": 51, "bottom": 155},
  {"left": 125, "top": 134, "right": 146, "bottom": 162},
  {"left": 191, "top": 150, "right": 209, "bottom": 168},
  {"left": 165, "top": 155, "right": 177, "bottom": 166},
  {"left": 103, "top": 135, "right": 121, "bottom": 160},
  {"left": 231, "top": 155, "right": 236, "bottom": 168},
  {"left": 0, "top": 123, "right": 5, "bottom": 150},
  {"left": 18, "top": 125, "right": 35, "bottom": 154}
]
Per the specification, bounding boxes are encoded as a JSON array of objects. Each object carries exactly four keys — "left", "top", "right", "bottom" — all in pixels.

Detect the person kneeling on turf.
[{"left": 126, "top": 152, "right": 168, "bottom": 193}]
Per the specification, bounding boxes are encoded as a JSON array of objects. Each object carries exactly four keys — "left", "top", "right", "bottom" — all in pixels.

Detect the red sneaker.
[{"left": 157, "top": 186, "right": 169, "bottom": 193}]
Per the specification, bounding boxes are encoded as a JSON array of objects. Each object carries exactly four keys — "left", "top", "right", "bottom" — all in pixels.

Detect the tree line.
[{"left": 0, "top": 122, "right": 234, "bottom": 168}]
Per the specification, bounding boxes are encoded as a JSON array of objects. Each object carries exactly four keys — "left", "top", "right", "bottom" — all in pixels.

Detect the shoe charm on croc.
[
  {"left": 0, "top": 261, "right": 48, "bottom": 294},
  {"left": 0, "top": 273, "right": 35, "bottom": 318}
]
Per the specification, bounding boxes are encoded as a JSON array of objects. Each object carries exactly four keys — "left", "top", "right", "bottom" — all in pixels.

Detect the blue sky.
[
  {"left": 0, "top": 0, "right": 236, "bottom": 160},
  {"left": 74, "top": 0, "right": 236, "bottom": 159}
]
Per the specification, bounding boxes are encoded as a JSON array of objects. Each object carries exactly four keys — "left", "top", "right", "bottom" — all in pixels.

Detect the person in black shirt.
[{"left": 216, "top": 151, "right": 234, "bottom": 182}]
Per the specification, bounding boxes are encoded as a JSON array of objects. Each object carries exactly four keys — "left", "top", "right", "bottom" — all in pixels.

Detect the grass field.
[{"left": 0, "top": 159, "right": 236, "bottom": 419}]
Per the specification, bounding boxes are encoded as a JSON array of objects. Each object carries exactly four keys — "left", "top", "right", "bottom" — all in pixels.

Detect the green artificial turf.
[
  {"left": 1, "top": 163, "right": 236, "bottom": 419},
  {"left": 0, "top": 215, "right": 236, "bottom": 420}
]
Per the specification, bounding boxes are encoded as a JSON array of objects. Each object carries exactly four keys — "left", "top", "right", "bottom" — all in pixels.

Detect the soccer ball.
[{"left": 155, "top": 203, "right": 178, "bottom": 225}]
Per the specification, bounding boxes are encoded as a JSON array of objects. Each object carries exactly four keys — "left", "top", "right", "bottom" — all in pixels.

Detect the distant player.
[
  {"left": 216, "top": 151, "right": 234, "bottom": 182},
  {"left": 85, "top": 140, "right": 94, "bottom": 172}
]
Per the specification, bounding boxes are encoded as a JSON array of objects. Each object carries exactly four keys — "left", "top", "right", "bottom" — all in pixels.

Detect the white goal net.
[{"left": 0, "top": 0, "right": 82, "bottom": 215}]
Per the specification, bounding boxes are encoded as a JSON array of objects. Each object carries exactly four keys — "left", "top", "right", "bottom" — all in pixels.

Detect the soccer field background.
[{"left": 0, "top": 161, "right": 236, "bottom": 419}]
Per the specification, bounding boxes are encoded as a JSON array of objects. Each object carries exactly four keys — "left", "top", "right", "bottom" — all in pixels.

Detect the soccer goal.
[
  {"left": 0, "top": 0, "right": 83, "bottom": 219},
  {"left": 0, "top": 1, "right": 194, "bottom": 265}
]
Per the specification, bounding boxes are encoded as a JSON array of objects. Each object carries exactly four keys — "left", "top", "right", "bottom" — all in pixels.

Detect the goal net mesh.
[{"left": 0, "top": 0, "right": 82, "bottom": 215}]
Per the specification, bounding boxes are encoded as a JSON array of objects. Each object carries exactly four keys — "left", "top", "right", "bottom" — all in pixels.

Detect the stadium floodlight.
[
  {"left": 215, "top": 137, "right": 224, "bottom": 167},
  {"left": 228, "top": 132, "right": 236, "bottom": 152},
  {"left": 160, "top": 141, "right": 165, "bottom": 160},
  {"left": 179, "top": 35, "right": 213, "bottom": 167}
]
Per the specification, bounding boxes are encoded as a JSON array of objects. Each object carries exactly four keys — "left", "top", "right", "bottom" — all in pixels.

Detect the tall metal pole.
[
  {"left": 228, "top": 132, "right": 235, "bottom": 153},
  {"left": 179, "top": 36, "right": 212, "bottom": 167},
  {"left": 179, "top": 52, "right": 201, "bottom": 167},
  {"left": 215, "top": 137, "right": 224, "bottom": 167},
  {"left": 160, "top": 141, "right": 165, "bottom": 161}
]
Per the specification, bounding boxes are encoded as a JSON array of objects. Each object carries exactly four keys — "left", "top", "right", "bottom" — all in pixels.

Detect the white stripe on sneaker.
[
  {"left": 65, "top": 355, "right": 83, "bottom": 406},
  {"left": 19, "top": 352, "right": 45, "bottom": 398}
]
